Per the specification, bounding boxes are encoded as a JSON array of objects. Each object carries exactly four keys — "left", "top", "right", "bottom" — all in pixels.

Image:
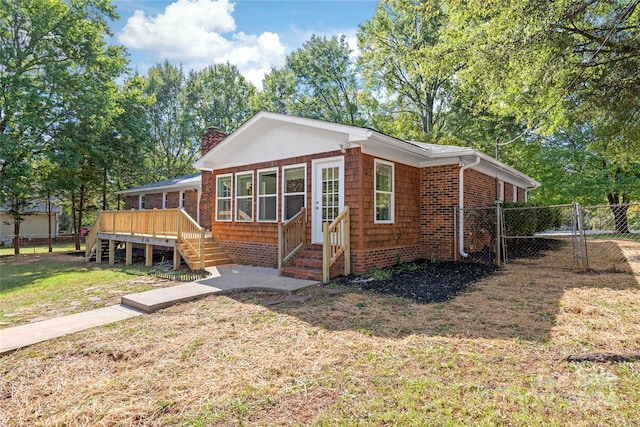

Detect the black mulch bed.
[{"left": 332, "top": 260, "right": 498, "bottom": 304}]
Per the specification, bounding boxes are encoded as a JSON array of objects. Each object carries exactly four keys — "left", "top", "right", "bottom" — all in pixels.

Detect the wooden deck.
[{"left": 85, "top": 209, "right": 212, "bottom": 270}]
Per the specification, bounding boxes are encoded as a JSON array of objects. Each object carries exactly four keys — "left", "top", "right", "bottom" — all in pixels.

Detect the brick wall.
[
  {"left": 183, "top": 189, "right": 199, "bottom": 221},
  {"left": 420, "top": 165, "right": 459, "bottom": 261},
  {"left": 142, "top": 193, "right": 163, "bottom": 210},
  {"left": 125, "top": 195, "right": 138, "bottom": 210},
  {"left": 201, "top": 127, "right": 228, "bottom": 155}
]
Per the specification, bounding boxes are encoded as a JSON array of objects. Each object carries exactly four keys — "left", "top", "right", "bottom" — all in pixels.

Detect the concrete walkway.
[{"left": 0, "top": 265, "right": 318, "bottom": 355}]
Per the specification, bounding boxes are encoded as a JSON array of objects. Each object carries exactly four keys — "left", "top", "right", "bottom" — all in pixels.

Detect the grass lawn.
[
  {"left": 0, "top": 242, "right": 80, "bottom": 256},
  {"left": 1, "top": 240, "right": 640, "bottom": 425},
  {"left": 0, "top": 253, "right": 175, "bottom": 327}
]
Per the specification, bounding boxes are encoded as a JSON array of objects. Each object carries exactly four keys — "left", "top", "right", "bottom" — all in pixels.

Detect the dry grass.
[
  {"left": 0, "top": 253, "right": 176, "bottom": 327},
  {"left": 1, "top": 240, "right": 640, "bottom": 426}
]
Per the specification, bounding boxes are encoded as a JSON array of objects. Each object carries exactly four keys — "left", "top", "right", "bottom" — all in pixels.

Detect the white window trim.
[
  {"left": 180, "top": 191, "right": 185, "bottom": 208},
  {"left": 216, "top": 173, "right": 233, "bottom": 222},
  {"left": 235, "top": 171, "right": 254, "bottom": 222},
  {"left": 498, "top": 180, "right": 505, "bottom": 202},
  {"left": 257, "top": 167, "right": 278, "bottom": 223},
  {"left": 139, "top": 194, "right": 145, "bottom": 210},
  {"left": 162, "top": 192, "right": 168, "bottom": 209},
  {"left": 512, "top": 185, "right": 518, "bottom": 203},
  {"left": 374, "top": 159, "right": 395, "bottom": 224},
  {"left": 282, "top": 163, "right": 307, "bottom": 221}
]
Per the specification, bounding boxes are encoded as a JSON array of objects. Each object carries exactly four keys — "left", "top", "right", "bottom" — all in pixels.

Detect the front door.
[{"left": 312, "top": 157, "right": 344, "bottom": 243}]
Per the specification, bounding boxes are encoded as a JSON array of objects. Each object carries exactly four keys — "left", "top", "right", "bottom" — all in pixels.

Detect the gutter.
[{"left": 459, "top": 155, "right": 481, "bottom": 258}]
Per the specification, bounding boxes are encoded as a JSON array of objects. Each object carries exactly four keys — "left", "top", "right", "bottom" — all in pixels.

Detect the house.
[
  {"left": 106, "top": 112, "right": 539, "bottom": 280},
  {"left": 0, "top": 201, "right": 62, "bottom": 246},
  {"left": 117, "top": 172, "right": 201, "bottom": 223},
  {"left": 193, "top": 112, "right": 539, "bottom": 278}
]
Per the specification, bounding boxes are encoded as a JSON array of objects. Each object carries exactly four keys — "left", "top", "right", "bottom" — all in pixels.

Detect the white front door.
[{"left": 312, "top": 157, "right": 344, "bottom": 244}]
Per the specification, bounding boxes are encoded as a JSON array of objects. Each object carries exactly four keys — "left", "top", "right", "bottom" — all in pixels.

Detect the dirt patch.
[{"left": 332, "top": 260, "right": 498, "bottom": 303}]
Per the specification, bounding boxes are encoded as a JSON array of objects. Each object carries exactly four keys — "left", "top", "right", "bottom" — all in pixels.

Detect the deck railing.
[
  {"left": 278, "top": 207, "right": 306, "bottom": 272},
  {"left": 322, "top": 206, "right": 351, "bottom": 283},
  {"left": 85, "top": 209, "right": 205, "bottom": 268}
]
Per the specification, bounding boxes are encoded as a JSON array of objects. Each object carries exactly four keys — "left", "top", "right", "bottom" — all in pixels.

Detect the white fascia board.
[
  {"left": 116, "top": 181, "right": 201, "bottom": 196},
  {"left": 472, "top": 151, "right": 540, "bottom": 189}
]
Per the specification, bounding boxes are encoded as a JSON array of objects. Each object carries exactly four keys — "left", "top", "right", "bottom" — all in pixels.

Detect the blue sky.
[{"left": 110, "top": 0, "right": 379, "bottom": 87}]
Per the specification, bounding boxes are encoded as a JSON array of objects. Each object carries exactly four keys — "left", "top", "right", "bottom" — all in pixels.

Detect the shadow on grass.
[
  {"left": 0, "top": 253, "right": 142, "bottom": 294},
  {"left": 230, "top": 238, "right": 640, "bottom": 343}
]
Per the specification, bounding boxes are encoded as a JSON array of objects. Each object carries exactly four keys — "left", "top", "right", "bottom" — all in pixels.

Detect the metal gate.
[{"left": 459, "top": 203, "right": 640, "bottom": 271}]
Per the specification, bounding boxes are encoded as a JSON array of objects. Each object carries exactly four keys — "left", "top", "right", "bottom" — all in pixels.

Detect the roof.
[
  {"left": 116, "top": 172, "right": 201, "bottom": 195},
  {"left": 0, "top": 201, "right": 63, "bottom": 214},
  {"left": 195, "top": 111, "right": 540, "bottom": 189}
]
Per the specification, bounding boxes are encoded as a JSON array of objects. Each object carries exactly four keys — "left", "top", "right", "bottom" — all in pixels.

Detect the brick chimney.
[{"left": 201, "top": 126, "right": 228, "bottom": 155}]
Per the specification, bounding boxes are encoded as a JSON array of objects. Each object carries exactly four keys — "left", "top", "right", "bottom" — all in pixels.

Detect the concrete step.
[{"left": 280, "top": 265, "right": 323, "bottom": 281}]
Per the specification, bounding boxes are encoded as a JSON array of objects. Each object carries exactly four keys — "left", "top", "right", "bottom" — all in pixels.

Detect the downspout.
[{"left": 459, "top": 155, "right": 481, "bottom": 258}]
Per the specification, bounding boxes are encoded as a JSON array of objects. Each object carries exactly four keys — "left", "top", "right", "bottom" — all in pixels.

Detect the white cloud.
[{"left": 118, "top": 0, "right": 286, "bottom": 87}]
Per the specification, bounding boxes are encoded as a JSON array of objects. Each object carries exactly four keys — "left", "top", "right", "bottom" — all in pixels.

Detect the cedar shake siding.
[{"left": 206, "top": 146, "right": 530, "bottom": 272}]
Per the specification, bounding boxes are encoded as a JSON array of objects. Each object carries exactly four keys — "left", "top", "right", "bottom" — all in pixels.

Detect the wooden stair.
[
  {"left": 87, "top": 239, "right": 113, "bottom": 262},
  {"left": 280, "top": 245, "right": 344, "bottom": 281},
  {"left": 178, "top": 238, "right": 232, "bottom": 270}
]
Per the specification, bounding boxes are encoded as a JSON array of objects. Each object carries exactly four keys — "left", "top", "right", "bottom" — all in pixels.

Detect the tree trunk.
[
  {"left": 607, "top": 193, "right": 630, "bottom": 234},
  {"left": 47, "top": 192, "right": 52, "bottom": 253},
  {"left": 77, "top": 184, "right": 85, "bottom": 251},
  {"left": 13, "top": 220, "right": 20, "bottom": 255},
  {"left": 72, "top": 193, "right": 80, "bottom": 251}
]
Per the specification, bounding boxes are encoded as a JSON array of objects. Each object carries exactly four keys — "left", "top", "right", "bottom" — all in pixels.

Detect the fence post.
[
  {"left": 322, "top": 222, "right": 330, "bottom": 284},
  {"left": 277, "top": 222, "right": 283, "bottom": 273},
  {"left": 575, "top": 203, "right": 588, "bottom": 271},
  {"left": 495, "top": 203, "right": 502, "bottom": 266}
]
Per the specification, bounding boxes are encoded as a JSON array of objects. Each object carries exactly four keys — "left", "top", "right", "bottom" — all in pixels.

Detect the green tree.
[
  {"left": 258, "top": 35, "right": 361, "bottom": 125},
  {"left": 525, "top": 121, "right": 639, "bottom": 232},
  {"left": 252, "top": 67, "right": 297, "bottom": 115},
  {"left": 448, "top": 0, "right": 640, "bottom": 149},
  {"left": 358, "top": 0, "right": 454, "bottom": 140},
  {"left": 144, "top": 61, "right": 197, "bottom": 182},
  {"left": 186, "top": 63, "right": 256, "bottom": 133},
  {"left": 0, "top": 0, "right": 126, "bottom": 253}
]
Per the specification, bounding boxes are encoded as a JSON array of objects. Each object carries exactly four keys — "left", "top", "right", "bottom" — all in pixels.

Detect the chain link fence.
[{"left": 457, "top": 203, "right": 640, "bottom": 272}]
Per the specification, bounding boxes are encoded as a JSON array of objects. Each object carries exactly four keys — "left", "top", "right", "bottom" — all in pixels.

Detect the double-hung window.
[
  {"left": 236, "top": 172, "right": 254, "bottom": 221},
  {"left": 258, "top": 169, "right": 278, "bottom": 222},
  {"left": 162, "top": 193, "right": 168, "bottom": 209},
  {"left": 374, "top": 160, "right": 394, "bottom": 223},
  {"left": 139, "top": 195, "right": 145, "bottom": 210},
  {"left": 216, "top": 174, "right": 232, "bottom": 221},
  {"left": 180, "top": 191, "right": 186, "bottom": 208},
  {"left": 283, "top": 165, "right": 306, "bottom": 220}
]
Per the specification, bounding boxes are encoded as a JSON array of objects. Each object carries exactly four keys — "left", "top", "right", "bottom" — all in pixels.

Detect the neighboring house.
[
  {"left": 0, "top": 201, "right": 62, "bottom": 245},
  {"left": 116, "top": 172, "right": 202, "bottom": 223},
  {"left": 116, "top": 112, "right": 539, "bottom": 279}
]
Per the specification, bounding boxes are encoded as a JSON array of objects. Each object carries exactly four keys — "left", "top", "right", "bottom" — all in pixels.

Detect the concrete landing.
[
  {"left": 122, "top": 264, "right": 318, "bottom": 313},
  {"left": 0, "top": 305, "right": 143, "bottom": 355}
]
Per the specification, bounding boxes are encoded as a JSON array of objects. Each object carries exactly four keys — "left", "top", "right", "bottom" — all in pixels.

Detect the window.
[
  {"left": 236, "top": 172, "right": 253, "bottom": 221},
  {"left": 283, "top": 165, "right": 306, "bottom": 220},
  {"left": 162, "top": 193, "right": 168, "bottom": 209},
  {"left": 180, "top": 191, "right": 186, "bottom": 208},
  {"left": 374, "top": 160, "right": 394, "bottom": 223},
  {"left": 216, "top": 174, "right": 232, "bottom": 221},
  {"left": 258, "top": 169, "right": 278, "bottom": 222},
  {"left": 139, "top": 195, "right": 145, "bottom": 210},
  {"left": 498, "top": 180, "right": 505, "bottom": 202},
  {"left": 513, "top": 186, "right": 518, "bottom": 202}
]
